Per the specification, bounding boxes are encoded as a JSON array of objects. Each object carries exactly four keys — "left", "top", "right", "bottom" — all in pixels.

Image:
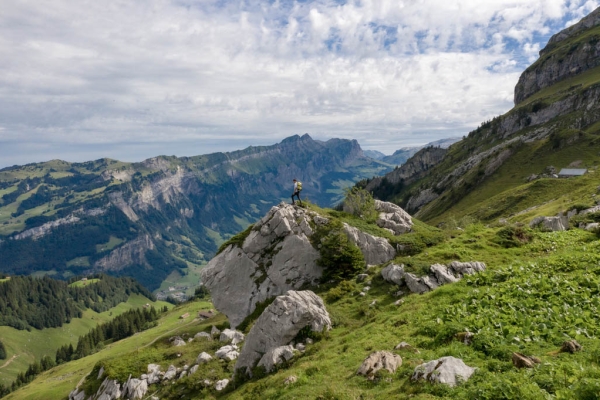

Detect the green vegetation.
[
  {"left": 0, "top": 340, "right": 6, "bottom": 360},
  {"left": 217, "top": 224, "right": 254, "bottom": 255},
  {"left": 68, "top": 278, "right": 100, "bottom": 288}
]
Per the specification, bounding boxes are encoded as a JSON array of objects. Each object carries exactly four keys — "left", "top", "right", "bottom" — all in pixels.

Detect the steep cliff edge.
[{"left": 515, "top": 7, "right": 600, "bottom": 104}]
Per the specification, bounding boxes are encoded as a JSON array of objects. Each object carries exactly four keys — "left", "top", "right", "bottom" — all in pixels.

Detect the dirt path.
[
  {"left": 0, "top": 355, "right": 18, "bottom": 369},
  {"left": 141, "top": 318, "right": 200, "bottom": 349}
]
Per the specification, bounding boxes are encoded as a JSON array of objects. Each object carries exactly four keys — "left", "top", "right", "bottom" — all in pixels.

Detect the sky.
[{"left": 1, "top": 0, "right": 599, "bottom": 168}]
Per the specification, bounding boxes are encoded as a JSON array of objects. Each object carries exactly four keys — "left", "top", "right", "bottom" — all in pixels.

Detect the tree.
[
  {"left": 0, "top": 340, "right": 6, "bottom": 360},
  {"left": 342, "top": 187, "right": 378, "bottom": 222}
]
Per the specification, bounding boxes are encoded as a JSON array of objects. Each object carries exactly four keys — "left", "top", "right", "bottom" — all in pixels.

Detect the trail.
[
  {"left": 141, "top": 318, "right": 199, "bottom": 349},
  {"left": 0, "top": 355, "right": 18, "bottom": 369}
]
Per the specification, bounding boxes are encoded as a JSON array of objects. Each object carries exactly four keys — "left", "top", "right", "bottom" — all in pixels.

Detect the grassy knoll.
[
  {"left": 68, "top": 278, "right": 100, "bottom": 288},
  {"left": 5, "top": 301, "right": 215, "bottom": 400},
  {"left": 95, "top": 236, "right": 124, "bottom": 253},
  {"left": 0, "top": 294, "right": 171, "bottom": 387}
]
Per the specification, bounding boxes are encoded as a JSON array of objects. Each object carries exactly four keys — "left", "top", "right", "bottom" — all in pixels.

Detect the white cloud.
[{"left": 0, "top": 0, "right": 598, "bottom": 166}]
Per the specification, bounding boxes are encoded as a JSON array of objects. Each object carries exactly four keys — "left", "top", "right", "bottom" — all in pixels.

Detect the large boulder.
[
  {"left": 357, "top": 351, "right": 402, "bottom": 380},
  {"left": 374, "top": 200, "right": 413, "bottom": 235},
  {"left": 200, "top": 203, "right": 322, "bottom": 328},
  {"left": 529, "top": 215, "right": 569, "bottom": 231},
  {"left": 196, "top": 352, "right": 213, "bottom": 364},
  {"left": 235, "top": 290, "right": 331, "bottom": 376},
  {"left": 448, "top": 261, "right": 486, "bottom": 277},
  {"left": 215, "top": 345, "right": 239, "bottom": 361},
  {"left": 343, "top": 223, "right": 396, "bottom": 265},
  {"left": 381, "top": 264, "right": 405, "bottom": 285},
  {"left": 146, "top": 364, "right": 161, "bottom": 385},
  {"left": 412, "top": 356, "right": 476, "bottom": 387}
]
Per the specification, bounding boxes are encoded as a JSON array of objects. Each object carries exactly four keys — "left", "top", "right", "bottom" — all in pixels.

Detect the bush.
[
  {"left": 342, "top": 187, "right": 378, "bottom": 222},
  {"left": 318, "top": 230, "right": 365, "bottom": 281},
  {"left": 495, "top": 226, "right": 533, "bottom": 248}
]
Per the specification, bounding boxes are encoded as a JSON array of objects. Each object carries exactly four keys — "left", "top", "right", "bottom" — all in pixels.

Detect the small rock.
[
  {"left": 220, "top": 329, "right": 245, "bottom": 345},
  {"left": 356, "top": 274, "right": 369, "bottom": 282},
  {"left": 512, "top": 352, "right": 541, "bottom": 369},
  {"left": 216, "top": 345, "right": 239, "bottom": 361},
  {"left": 203, "top": 379, "right": 212, "bottom": 387},
  {"left": 188, "top": 338, "right": 193, "bottom": 343},
  {"left": 369, "top": 300, "right": 377, "bottom": 307},
  {"left": 196, "top": 352, "right": 213, "bottom": 364},
  {"left": 284, "top": 375, "right": 298, "bottom": 385},
  {"left": 215, "top": 379, "right": 229, "bottom": 391},
  {"left": 189, "top": 365, "right": 199, "bottom": 375},
  {"left": 560, "top": 340, "right": 582, "bottom": 353},
  {"left": 306, "top": 338, "right": 313, "bottom": 345},
  {"left": 357, "top": 351, "right": 402, "bottom": 380},
  {"left": 182, "top": 365, "right": 189, "bottom": 370},
  {"left": 381, "top": 264, "right": 405, "bottom": 285},
  {"left": 394, "top": 290, "right": 404, "bottom": 297},
  {"left": 394, "top": 299, "right": 404, "bottom": 306},
  {"left": 179, "top": 371, "right": 187, "bottom": 379},
  {"left": 359, "top": 292, "right": 366, "bottom": 297},
  {"left": 363, "top": 286, "right": 371, "bottom": 292},
  {"left": 194, "top": 331, "right": 212, "bottom": 341},
  {"left": 163, "top": 365, "right": 177, "bottom": 381},
  {"left": 172, "top": 337, "right": 186, "bottom": 347},
  {"left": 412, "top": 356, "right": 475, "bottom": 387},
  {"left": 456, "top": 332, "right": 474, "bottom": 345},
  {"left": 394, "top": 342, "right": 420, "bottom": 353},
  {"left": 295, "top": 343, "right": 305, "bottom": 352}
]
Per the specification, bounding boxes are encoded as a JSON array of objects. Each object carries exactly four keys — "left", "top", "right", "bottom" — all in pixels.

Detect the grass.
[
  {"left": 68, "top": 278, "right": 100, "bottom": 288},
  {"left": 95, "top": 236, "right": 124, "bottom": 253},
  {"left": 66, "top": 257, "right": 91, "bottom": 268},
  {"left": 0, "top": 294, "right": 171, "bottom": 387}
]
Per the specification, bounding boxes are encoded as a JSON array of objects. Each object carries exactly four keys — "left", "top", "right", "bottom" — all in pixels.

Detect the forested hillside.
[{"left": 0, "top": 274, "right": 153, "bottom": 330}]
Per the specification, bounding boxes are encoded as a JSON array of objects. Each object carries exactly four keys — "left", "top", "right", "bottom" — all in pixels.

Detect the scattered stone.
[
  {"left": 179, "top": 371, "right": 187, "bottom": 379},
  {"left": 394, "top": 299, "right": 404, "bottom": 306},
  {"left": 122, "top": 376, "right": 148, "bottom": 400},
  {"left": 220, "top": 329, "right": 245, "bottom": 345},
  {"left": 284, "top": 375, "right": 298, "bottom": 385},
  {"left": 306, "top": 338, "right": 314, "bottom": 345},
  {"left": 394, "top": 342, "right": 420, "bottom": 353},
  {"left": 172, "top": 337, "right": 186, "bottom": 347},
  {"left": 381, "top": 264, "right": 405, "bottom": 286},
  {"left": 196, "top": 351, "right": 213, "bottom": 364},
  {"left": 430, "top": 264, "right": 459, "bottom": 284},
  {"left": 363, "top": 286, "right": 371, "bottom": 292},
  {"left": 412, "top": 356, "right": 476, "bottom": 387},
  {"left": 512, "top": 352, "right": 541, "bottom": 369},
  {"left": 257, "top": 345, "right": 296, "bottom": 373},
  {"left": 203, "top": 379, "right": 212, "bottom": 387},
  {"left": 163, "top": 365, "right": 177, "bottom": 380},
  {"left": 195, "top": 331, "right": 212, "bottom": 341},
  {"left": 215, "top": 379, "right": 230, "bottom": 391},
  {"left": 357, "top": 351, "right": 402, "bottom": 380},
  {"left": 394, "top": 290, "right": 404, "bottom": 297},
  {"left": 189, "top": 365, "right": 199, "bottom": 375},
  {"left": 448, "top": 261, "right": 486, "bottom": 277},
  {"left": 97, "top": 366, "right": 105, "bottom": 380},
  {"left": 561, "top": 340, "right": 583, "bottom": 353},
  {"left": 369, "top": 300, "right": 377, "bottom": 307},
  {"left": 356, "top": 274, "right": 369, "bottom": 282},
  {"left": 235, "top": 290, "right": 331, "bottom": 377},
  {"left": 585, "top": 223, "right": 600, "bottom": 231},
  {"left": 295, "top": 343, "right": 306, "bottom": 352},
  {"left": 359, "top": 292, "right": 366, "bottom": 297},
  {"left": 146, "top": 364, "right": 161, "bottom": 385},
  {"left": 94, "top": 378, "right": 122, "bottom": 399},
  {"left": 188, "top": 338, "right": 193, "bottom": 343},
  {"left": 215, "top": 345, "right": 239, "bottom": 361},
  {"left": 404, "top": 273, "right": 430, "bottom": 294}
]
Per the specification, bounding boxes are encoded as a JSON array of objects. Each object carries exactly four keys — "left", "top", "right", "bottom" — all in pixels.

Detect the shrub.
[
  {"left": 495, "top": 225, "right": 533, "bottom": 248},
  {"left": 342, "top": 187, "right": 378, "bottom": 222}
]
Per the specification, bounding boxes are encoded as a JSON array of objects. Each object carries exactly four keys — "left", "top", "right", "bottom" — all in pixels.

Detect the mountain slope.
[
  {"left": 0, "top": 135, "right": 392, "bottom": 290},
  {"left": 367, "top": 8, "right": 600, "bottom": 225}
]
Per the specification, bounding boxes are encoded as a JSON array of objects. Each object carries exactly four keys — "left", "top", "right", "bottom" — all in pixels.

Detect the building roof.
[{"left": 558, "top": 168, "right": 587, "bottom": 176}]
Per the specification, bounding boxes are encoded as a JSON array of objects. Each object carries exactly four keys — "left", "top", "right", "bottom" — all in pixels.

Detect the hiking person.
[{"left": 291, "top": 179, "right": 302, "bottom": 205}]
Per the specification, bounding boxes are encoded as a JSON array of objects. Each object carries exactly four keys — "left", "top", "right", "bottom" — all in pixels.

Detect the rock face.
[
  {"left": 357, "top": 351, "right": 402, "bottom": 379},
  {"left": 94, "top": 235, "right": 155, "bottom": 272},
  {"left": 381, "top": 262, "right": 486, "bottom": 294},
  {"left": 122, "top": 376, "right": 148, "bottom": 400},
  {"left": 257, "top": 345, "right": 296, "bottom": 373},
  {"left": 95, "top": 378, "right": 122, "bottom": 399},
  {"left": 200, "top": 203, "right": 323, "bottom": 328},
  {"left": 343, "top": 223, "right": 396, "bottom": 265},
  {"left": 406, "top": 189, "right": 439, "bottom": 213},
  {"left": 529, "top": 215, "right": 569, "bottom": 231},
  {"left": 515, "top": 8, "right": 600, "bottom": 104},
  {"left": 412, "top": 357, "right": 476, "bottom": 387},
  {"left": 374, "top": 200, "right": 413, "bottom": 234},
  {"left": 235, "top": 290, "right": 331, "bottom": 376}
]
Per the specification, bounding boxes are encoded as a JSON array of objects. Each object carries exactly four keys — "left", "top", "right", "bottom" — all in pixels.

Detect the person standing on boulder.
[{"left": 291, "top": 179, "right": 302, "bottom": 205}]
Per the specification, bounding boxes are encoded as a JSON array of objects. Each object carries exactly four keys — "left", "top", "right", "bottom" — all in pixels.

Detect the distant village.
[{"left": 155, "top": 285, "right": 189, "bottom": 302}]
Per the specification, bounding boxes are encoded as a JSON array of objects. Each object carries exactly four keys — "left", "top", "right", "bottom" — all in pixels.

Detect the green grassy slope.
[{"left": 0, "top": 294, "right": 171, "bottom": 387}]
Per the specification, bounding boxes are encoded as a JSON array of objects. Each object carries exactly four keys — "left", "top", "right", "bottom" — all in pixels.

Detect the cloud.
[{"left": 0, "top": 0, "right": 598, "bottom": 166}]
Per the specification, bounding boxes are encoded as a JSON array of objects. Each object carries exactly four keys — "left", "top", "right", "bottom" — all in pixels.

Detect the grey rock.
[
  {"left": 194, "top": 331, "right": 212, "bottom": 341},
  {"left": 580, "top": 205, "right": 600, "bottom": 216},
  {"left": 123, "top": 376, "right": 148, "bottom": 400},
  {"left": 196, "top": 352, "right": 213, "bottom": 364},
  {"left": 529, "top": 216, "right": 569, "bottom": 231},
  {"left": 235, "top": 290, "right": 331, "bottom": 376},
  {"left": 146, "top": 364, "right": 161, "bottom": 385},
  {"left": 284, "top": 375, "right": 298, "bottom": 385},
  {"left": 585, "top": 223, "right": 600, "bottom": 231},
  {"left": 94, "top": 378, "right": 122, "bottom": 400},
  {"left": 211, "top": 326, "right": 221, "bottom": 337},
  {"left": 381, "top": 264, "right": 405, "bottom": 285},
  {"left": 305, "top": 338, "right": 314, "bottom": 345},
  {"left": 163, "top": 365, "right": 177, "bottom": 381},
  {"left": 295, "top": 343, "right": 305, "bottom": 352},
  {"left": 68, "top": 389, "right": 86, "bottom": 400},
  {"left": 257, "top": 345, "right": 296, "bottom": 373},
  {"left": 404, "top": 273, "right": 431, "bottom": 294},
  {"left": 97, "top": 366, "right": 105, "bottom": 380},
  {"left": 359, "top": 292, "right": 366, "bottom": 297},
  {"left": 448, "top": 261, "right": 486, "bottom": 277},
  {"left": 200, "top": 203, "right": 322, "bottom": 328},
  {"left": 394, "top": 299, "right": 404, "bottom": 306},
  {"left": 412, "top": 356, "right": 476, "bottom": 387},
  {"left": 189, "top": 364, "right": 199, "bottom": 374},
  {"left": 422, "top": 275, "right": 439, "bottom": 291},
  {"left": 356, "top": 274, "right": 369, "bottom": 282},
  {"left": 179, "top": 371, "right": 187, "bottom": 379},
  {"left": 357, "top": 351, "right": 402, "bottom": 379},
  {"left": 172, "top": 337, "right": 186, "bottom": 347},
  {"left": 215, "top": 345, "right": 239, "bottom": 361},
  {"left": 220, "top": 329, "right": 245, "bottom": 345},
  {"left": 406, "top": 189, "right": 439, "bottom": 213},
  {"left": 395, "top": 342, "right": 420, "bottom": 353},
  {"left": 363, "top": 286, "right": 371, "bottom": 292},
  {"left": 215, "top": 379, "right": 230, "bottom": 391},
  {"left": 343, "top": 223, "right": 396, "bottom": 265},
  {"left": 374, "top": 200, "right": 413, "bottom": 235},
  {"left": 430, "top": 264, "right": 458, "bottom": 284}
]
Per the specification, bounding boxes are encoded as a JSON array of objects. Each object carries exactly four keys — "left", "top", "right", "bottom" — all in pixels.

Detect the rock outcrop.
[
  {"left": 412, "top": 357, "right": 476, "bottom": 387},
  {"left": 342, "top": 223, "right": 396, "bottom": 265},
  {"left": 122, "top": 376, "right": 148, "bottom": 400},
  {"left": 257, "top": 345, "right": 296, "bottom": 373},
  {"left": 382, "top": 261, "right": 486, "bottom": 294},
  {"left": 374, "top": 200, "right": 413, "bottom": 234},
  {"left": 529, "top": 215, "right": 569, "bottom": 231},
  {"left": 357, "top": 351, "right": 402, "bottom": 380},
  {"left": 235, "top": 290, "right": 331, "bottom": 376},
  {"left": 94, "top": 235, "right": 155, "bottom": 272}
]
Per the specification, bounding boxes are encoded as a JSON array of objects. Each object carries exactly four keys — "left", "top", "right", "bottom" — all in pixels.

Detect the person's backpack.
[{"left": 297, "top": 181, "right": 302, "bottom": 191}]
